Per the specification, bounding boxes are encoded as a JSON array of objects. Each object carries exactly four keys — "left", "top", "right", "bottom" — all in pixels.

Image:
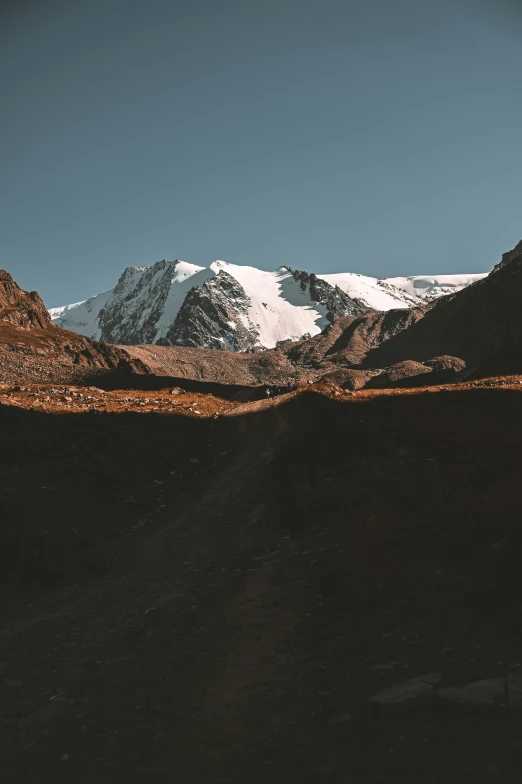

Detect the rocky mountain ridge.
[
  {"left": 0, "top": 270, "right": 51, "bottom": 330},
  {"left": 120, "top": 239, "right": 522, "bottom": 390},
  {"left": 3, "top": 240, "right": 520, "bottom": 390},
  {"left": 50, "top": 259, "right": 485, "bottom": 351}
]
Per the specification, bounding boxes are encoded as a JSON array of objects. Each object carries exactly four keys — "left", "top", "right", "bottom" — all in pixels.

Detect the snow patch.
[
  {"left": 382, "top": 273, "right": 487, "bottom": 300},
  {"left": 49, "top": 289, "right": 114, "bottom": 339}
]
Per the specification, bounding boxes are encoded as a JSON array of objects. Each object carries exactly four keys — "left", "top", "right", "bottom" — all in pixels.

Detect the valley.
[{"left": 2, "top": 241, "right": 522, "bottom": 782}]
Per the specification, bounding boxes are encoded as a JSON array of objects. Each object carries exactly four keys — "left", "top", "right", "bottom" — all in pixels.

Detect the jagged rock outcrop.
[
  {"left": 289, "top": 268, "right": 370, "bottom": 322},
  {"left": 493, "top": 238, "right": 522, "bottom": 272},
  {"left": 0, "top": 271, "right": 148, "bottom": 385},
  {"left": 0, "top": 270, "right": 52, "bottom": 330},
  {"left": 163, "top": 271, "right": 257, "bottom": 351},
  {"left": 97, "top": 261, "right": 213, "bottom": 345}
]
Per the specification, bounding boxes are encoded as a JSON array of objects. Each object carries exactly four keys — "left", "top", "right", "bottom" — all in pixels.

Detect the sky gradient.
[{"left": 1, "top": 0, "right": 521, "bottom": 306}]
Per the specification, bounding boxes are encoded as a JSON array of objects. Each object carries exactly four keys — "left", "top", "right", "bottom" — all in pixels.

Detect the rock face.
[
  {"left": 97, "top": 261, "right": 216, "bottom": 345},
  {"left": 288, "top": 268, "right": 369, "bottom": 322},
  {"left": 163, "top": 271, "right": 257, "bottom": 351},
  {"left": 0, "top": 271, "right": 148, "bottom": 386},
  {"left": 147, "top": 267, "right": 367, "bottom": 353},
  {"left": 0, "top": 271, "right": 51, "bottom": 330},
  {"left": 493, "top": 238, "right": 522, "bottom": 272}
]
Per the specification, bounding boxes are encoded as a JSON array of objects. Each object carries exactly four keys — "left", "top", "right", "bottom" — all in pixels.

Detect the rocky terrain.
[
  {"left": 0, "top": 271, "right": 149, "bottom": 386},
  {"left": 0, "top": 269, "right": 52, "bottom": 330},
  {"left": 363, "top": 239, "right": 522, "bottom": 370}
]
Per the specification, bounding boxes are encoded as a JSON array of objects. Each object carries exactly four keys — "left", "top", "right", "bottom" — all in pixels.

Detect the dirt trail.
[{"left": 3, "top": 386, "right": 522, "bottom": 782}]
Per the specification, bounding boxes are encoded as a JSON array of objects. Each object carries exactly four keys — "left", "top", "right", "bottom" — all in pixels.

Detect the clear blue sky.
[{"left": 1, "top": 0, "right": 521, "bottom": 306}]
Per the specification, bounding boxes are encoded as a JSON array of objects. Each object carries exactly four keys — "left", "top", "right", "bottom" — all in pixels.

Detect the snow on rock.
[
  {"left": 165, "top": 269, "right": 257, "bottom": 351},
  {"left": 208, "top": 261, "right": 367, "bottom": 349},
  {"left": 318, "top": 272, "right": 419, "bottom": 310},
  {"left": 49, "top": 259, "right": 486, "bottom": 351},
  {"left": 48, "top": 291, "right": 113, "bottom": 340}
]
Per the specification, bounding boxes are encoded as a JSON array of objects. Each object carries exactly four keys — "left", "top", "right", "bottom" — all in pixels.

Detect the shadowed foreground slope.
[{"left": 2, "top": 385, "right": 522, "bottom": 783}]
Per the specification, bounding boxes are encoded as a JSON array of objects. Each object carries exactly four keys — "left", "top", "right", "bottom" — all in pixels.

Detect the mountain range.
[
  {"left": 49, "top": 260, "right": 485, "bottom": 351},
  {"left": 2, "top": 240, "right": 522, "bottom": 391}
]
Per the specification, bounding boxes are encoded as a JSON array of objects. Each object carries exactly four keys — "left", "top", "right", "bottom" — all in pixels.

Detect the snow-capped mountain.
[
  {"left": 49, "top": 260, "right": 486, "bottom": 351},
  {"left": 382, "top": 273, "right": 487, "bottom": 301}
]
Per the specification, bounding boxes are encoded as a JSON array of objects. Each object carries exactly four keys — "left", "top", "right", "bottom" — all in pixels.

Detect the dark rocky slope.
[
  {"left": 363, "top": 240, "right": 522, "bottom": 370},
  {"left": 3, "top": 385, "right": 522, "bottom": 782}
]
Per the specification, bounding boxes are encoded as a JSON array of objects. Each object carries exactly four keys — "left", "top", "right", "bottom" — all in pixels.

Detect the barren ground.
[{"left": 2, "top": 380, "right": 522, "bottom": 782}]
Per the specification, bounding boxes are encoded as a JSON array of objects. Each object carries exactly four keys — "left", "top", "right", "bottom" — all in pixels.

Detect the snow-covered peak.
[
  {"left": 172, "top": 260, "right": 206, "bottom": 282},
  {"left": 50, "top": 258, "right": 486, "bottom": 351}
]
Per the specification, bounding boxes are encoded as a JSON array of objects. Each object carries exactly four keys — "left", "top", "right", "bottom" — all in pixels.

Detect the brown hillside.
[{"left": 0, "top": 272, "right": 148, "bottom": 385}]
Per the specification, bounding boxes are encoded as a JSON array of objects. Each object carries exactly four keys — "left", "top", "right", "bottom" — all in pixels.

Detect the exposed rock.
[
  {"left": 0, "top": 270, "right": 52, "bottom": 330},
  {"left": 0, "top": 272, "right": 149, "bottom": 386},
  {"left": 285, "top": 308, "right": 425, "bottom": 369},
  {"left": 164, "top": 271, "right": 257, "bottom": 351},
  {"left": 493, "top": 238, "right": 522, "bottom": 272},
  {"left": 289, "top": 268, "right": 370, "bottom": 322},
  {"left": 424, "top": 355, "right": 466, "bottom": 373},
  {"left": 98, "top": 261, "right": 191, "bottom": 344},
  {"left": 318, "top": 368, "right": 379, "bottom": 390},
  {"left": 365, "top": 360, "right": 432, "bottom": 390}
]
